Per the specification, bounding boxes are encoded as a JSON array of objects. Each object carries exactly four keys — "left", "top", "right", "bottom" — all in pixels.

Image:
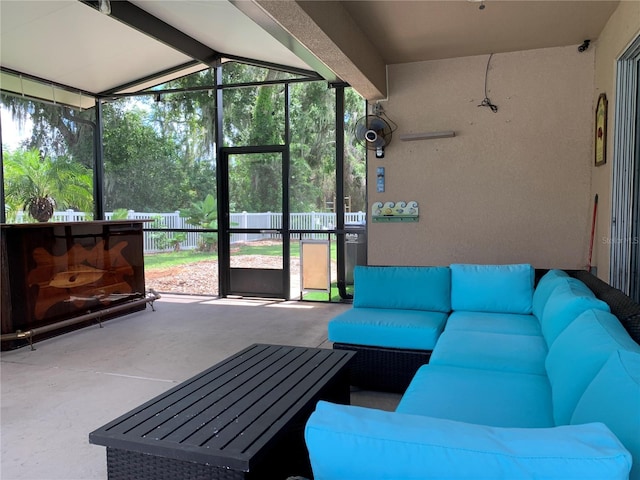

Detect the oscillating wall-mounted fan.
[{"left": 355, "top": 114, "right": 393, "bottom": 158}]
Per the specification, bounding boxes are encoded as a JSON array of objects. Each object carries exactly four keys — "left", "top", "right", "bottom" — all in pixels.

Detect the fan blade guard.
[
  {"left": 371, "top": 136, "right": 386, "bottom": 148},
  {"left": 356, "top": 122, "right": 368, "bottom": 141},
  {"left": 368, "top": 117, "right": 387, "bottom": 131}
]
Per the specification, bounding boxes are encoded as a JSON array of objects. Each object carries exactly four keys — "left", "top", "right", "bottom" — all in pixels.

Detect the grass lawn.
[
  {"left": 144, "top": 250, "right": 216, "bottom": 269},
  {"left": 233, "top": 242, "right": 338, "bottom": 260},
  {"left": 145, "top": 241, "right": 339, "bottom": 270},
  {"left": 302, "top": 283, "right": 354, "bottom": 302}
]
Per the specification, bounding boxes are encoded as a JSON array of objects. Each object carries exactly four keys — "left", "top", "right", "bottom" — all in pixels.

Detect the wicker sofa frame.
[
  {"left": 568, "top": 270, "right": 640, "bottom": 342},
  {"left": 332, "top": 343, "right": 431, "bottom": 392},
  {"left": 334, "top": 269, "right": 640, "bottom": 393}
]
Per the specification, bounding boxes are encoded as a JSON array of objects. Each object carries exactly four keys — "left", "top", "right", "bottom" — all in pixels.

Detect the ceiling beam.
[
  {"left": 99, "top": 60, "right": 207, "bottom": 96},
  {"left": 222, "top": 53, "right": 322, "bottom": 79},
  {"left": 240, "top": 0, "right": 387, "bottom": 101},
  {"left": 79, "top": 0, "right": 222, "bottom": 66},
  {"left": 229, "top": 0, "right": 340, "bottom": 84}
]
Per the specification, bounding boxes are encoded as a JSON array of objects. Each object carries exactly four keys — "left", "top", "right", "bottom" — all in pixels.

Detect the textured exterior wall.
[
  {"left": 590, "top": 1, "right": 640, "bottom": 281},
  {"left": 368, "top": 45, "right": 595, "bottom": 268}
]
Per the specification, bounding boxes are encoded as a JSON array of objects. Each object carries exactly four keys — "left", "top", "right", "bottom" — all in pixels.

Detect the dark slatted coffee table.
[{"left": 89, "top": 344, "right": 354, "bottom": 480}]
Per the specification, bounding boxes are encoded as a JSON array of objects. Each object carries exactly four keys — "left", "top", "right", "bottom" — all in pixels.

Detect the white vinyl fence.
[{"left": 13, "top": 210, "right": 366, "bottom": 253}]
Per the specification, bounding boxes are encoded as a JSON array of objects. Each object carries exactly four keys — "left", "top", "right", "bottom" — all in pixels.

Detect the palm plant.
[
  {"left": 3, "top": 148, "right": 93, "bottom": 222},
  {"left": 180, "top": 194, "right": 218, "bottom": 251}
]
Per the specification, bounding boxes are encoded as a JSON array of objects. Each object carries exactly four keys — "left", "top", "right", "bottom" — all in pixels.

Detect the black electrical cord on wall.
[{"left": 478, "top": 53, "right": 498, "bottom": 113}]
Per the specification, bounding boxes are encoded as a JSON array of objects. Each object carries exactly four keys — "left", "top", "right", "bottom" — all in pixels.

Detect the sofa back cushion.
[
  {"left": 571, "top": 350, "right": 640, "bottom": 480},
  {"left": 353, "top": 265, "right": 451, "bottom": 312},
  {"left": 305, "top": 401, "right": 632, "bottom": 480},
  {"left": 532, "top": 271, "right": 592, "bottom": 319},
  {"left": 541, "top": 283, "right": 610, "bottom": 347},
  {"left": 450, "top": 263, "right": 534, "bottom": 314},
  {"left": 545, "top": 309, "right": 640, "bottom": 425}
]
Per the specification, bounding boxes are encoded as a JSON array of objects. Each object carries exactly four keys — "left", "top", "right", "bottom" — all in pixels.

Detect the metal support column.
[
  {"left": 334, "top": 85, "right": 351, "bottom": 299},
  {"left": 215, "top": 66, "right": 229, "bottom": 297},
  {"left": 94, "top": 100, "right": 106, "bottom": 220}
]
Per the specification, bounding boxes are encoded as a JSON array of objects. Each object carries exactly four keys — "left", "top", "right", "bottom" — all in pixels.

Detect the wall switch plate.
[{"left": 376, "top": 167, "right": 385, "bottom": 192}]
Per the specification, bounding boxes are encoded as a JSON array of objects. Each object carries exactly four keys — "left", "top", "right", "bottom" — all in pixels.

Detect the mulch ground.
[{"left": 145, "top": 256, "right": 302, "bottom": 295}]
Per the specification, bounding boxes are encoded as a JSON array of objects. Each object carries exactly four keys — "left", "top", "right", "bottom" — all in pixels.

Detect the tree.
[
  {"left": 102, "top": 100, "right": 213, "bottom": 212},
  {"left": 1, "top": 93, "right": 95, "bottom": 166},
  {"left": 1, "top": 91, "right": 217, "bottom": 215},
  {"left": 221, "top": 66, "right": 286, "bottom": 213},
  {"left": 343, "top": 87, "right": 367, "bottom": 212},
  {"left": 3, "top": 148, "right": 93, "bottom": 221},
  {"left": 1, "top": 65, "right": 366, "bottom": 220},
  {"left": 288, "top": 81, "right": 366, "bottom": 213},
  {"left": 99, "top": 72, "right": 219, "bottom": 212},
  {"left": 289, "top": 81, "right": 335, "bottom": 212},
  {"left": 154, "top": 69, "right": 217, "bottom": 157}
]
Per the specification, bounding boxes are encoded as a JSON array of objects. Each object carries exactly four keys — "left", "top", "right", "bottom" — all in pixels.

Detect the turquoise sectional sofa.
[{"left": 306, "top": 264, "right": 640, "bottom": 479}]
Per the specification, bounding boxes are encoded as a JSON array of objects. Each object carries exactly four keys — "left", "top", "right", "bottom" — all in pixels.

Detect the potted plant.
[{"left": 3, "top": 148, "right": 93, "bottom": 222}]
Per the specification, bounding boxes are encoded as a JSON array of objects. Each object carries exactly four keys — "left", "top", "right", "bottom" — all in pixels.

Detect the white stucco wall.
[{"left": 368, "top": 45, "right": 595, "bottom": 268}]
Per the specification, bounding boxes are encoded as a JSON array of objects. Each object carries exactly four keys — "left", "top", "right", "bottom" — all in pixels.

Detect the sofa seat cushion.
[
  {"left": 445, "top": 311, "right": 542, "bottom": 336},
  {"left": 546, "top": 308, "right": 640, "bottom": 425},
  {"left": 429, "top": 330, "right": 548, "bottom": 375},
  {"left": 305, "top": 401, "right": 632, "bottom": 480},
  {"left": 451, "top": 263, "right": 534, "bottom": 314},
  {"left": 571, "top": 350, "right": 640, "bottom": 480},
  {"left": 396, "top": 364, "right": 554, "bottom": 427},
  {"left": 353, "top": 265, "right": 451, "bottom": 312},
  {"left": 328, "top": 307, "right": 447, "bottom": 350}
]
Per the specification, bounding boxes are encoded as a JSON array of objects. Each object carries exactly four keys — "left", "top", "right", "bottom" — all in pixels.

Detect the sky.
[{"left": 1, "top": 106, "right": 32, "bottom": 151}]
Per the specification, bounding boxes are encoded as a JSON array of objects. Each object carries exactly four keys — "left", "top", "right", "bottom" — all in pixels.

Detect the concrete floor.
[{"left": 1, "top": 294, "right": 401, "bottom": 480}]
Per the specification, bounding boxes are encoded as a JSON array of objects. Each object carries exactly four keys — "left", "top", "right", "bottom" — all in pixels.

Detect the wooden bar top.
[{"left": 1, "top": 220, "right": 150, "bottom": 229}]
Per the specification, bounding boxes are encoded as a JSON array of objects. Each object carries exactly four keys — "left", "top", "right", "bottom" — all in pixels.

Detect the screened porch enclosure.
[
  {"left": 11, "top": 209, "right": 366, "bottom": 253},
  {"left": 1, "top": 61, "right": 367, "bottom": 301}
]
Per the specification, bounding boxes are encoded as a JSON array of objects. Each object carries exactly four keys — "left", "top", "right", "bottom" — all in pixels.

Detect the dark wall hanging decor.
[{"left": 595, "top": 93, "right": 608, "bottom": 167}]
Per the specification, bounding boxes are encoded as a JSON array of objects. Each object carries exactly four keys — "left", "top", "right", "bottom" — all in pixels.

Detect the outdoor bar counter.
[{"left": 1, "top": 220, "right": 153, "bottom": 350}]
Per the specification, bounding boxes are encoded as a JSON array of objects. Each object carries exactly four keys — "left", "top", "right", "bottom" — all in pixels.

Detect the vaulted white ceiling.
[
  {"left": 0, "top": 0, "right": 622, "bottom": 103},
  {"left": 0, "top": 1, "right": 315, "bottom": 97}
]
